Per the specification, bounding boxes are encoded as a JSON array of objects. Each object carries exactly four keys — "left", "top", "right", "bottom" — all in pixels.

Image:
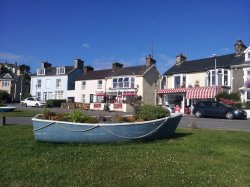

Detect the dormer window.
[
  {"left": 56, "top": 67, "right": 65, "bottom": 74},
  {"left": 37, "top": 68, "right": 45, "bottom": 75}
]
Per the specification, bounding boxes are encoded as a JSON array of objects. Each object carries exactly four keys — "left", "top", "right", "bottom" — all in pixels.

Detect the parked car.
[
  {"left": 21, "top": 97, "right": 46, "bottom": 107},
  {"left": 193, "top": 101, "right": 247, "bottom": 119}
]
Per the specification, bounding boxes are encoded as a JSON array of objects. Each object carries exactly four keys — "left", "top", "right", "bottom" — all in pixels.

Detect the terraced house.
[
  {"left": 0, "top": 62, "right": 25, "bottom": 102},
  {"left": 67, "top": 55, "right": 160, "bottom": 112},
  {"left": 30, "top": 59, "right": 84, "bottom": 100},
  {"left": 157, "top": 40, "right": 249, "bottom": 113}
]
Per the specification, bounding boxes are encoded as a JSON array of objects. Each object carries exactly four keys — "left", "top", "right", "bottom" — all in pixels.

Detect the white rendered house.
[
  {"left": 30, "top": 59, "right": 84, "bottom": 101},
  {"left": 67, "top": 55, "right": 160, "bottom": 112}
]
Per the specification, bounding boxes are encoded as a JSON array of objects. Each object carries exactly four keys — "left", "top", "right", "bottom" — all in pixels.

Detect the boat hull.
[
  {"left": 0, "top": 106, "right": 16, "bottom": 112},
  {"left": 32, "top": 114, "right": 182, "bottom": 143}
]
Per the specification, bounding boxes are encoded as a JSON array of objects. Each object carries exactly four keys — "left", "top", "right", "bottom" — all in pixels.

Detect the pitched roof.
[
  {"left": 77, "top": 65, "right": 148, "bottom": 81},
  {"left": 31, "top": 66, "right": 75, "bottom": 76},
  {"left": 164, "top": 53, "right": 245, "bottom": 75},
  {"left": 0, "top": 73, "right": 14, "bottom": 80}
]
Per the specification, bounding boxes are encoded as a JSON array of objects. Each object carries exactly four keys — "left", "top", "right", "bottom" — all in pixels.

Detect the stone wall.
[{"left": 232, "top": 68, "right": 244, "bottom": 92}]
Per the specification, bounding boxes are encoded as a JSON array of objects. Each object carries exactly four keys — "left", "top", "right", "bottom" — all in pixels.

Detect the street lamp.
[{"left": 213, "top": 54, "right": 217, "bottom": 100}]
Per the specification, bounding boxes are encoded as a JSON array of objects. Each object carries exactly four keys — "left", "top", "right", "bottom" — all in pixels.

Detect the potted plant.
[{"left": 245, "top": 79, "right": 250, "bottom": 88}]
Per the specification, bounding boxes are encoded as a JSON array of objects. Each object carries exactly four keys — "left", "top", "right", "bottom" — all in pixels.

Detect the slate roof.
[
  {"left": 164, "top": 53, "right": 245, "bottom": 76},
  {"left": 0, "top": 73, "right": 14, "bottom": 80},
  {"left": 77, "top": 65, "right": 149, "bottom": 81},
  {"left": 31, "top": 66, "right": 74, "bottom": 76}
]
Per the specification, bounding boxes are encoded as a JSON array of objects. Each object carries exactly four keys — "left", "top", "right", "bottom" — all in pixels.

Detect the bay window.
[
  {"left": 112, "top": 77, "right": 135, "bottom": 89},
  {"left": 206, "top": 69, "right": 229, "bottom": 86}
]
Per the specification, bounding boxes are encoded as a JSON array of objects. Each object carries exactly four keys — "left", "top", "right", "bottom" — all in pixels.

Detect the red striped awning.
[
  {"left": 123, "top": 91, "right": 136, "bottom": 96},
  {"left": 157, "top": 88, "right": 187, "bottom": 94},
  {"left": 186, "top": 86, "right": 222, "bottom": 99},
  {"left": 95, "top": 92, "right": 106, "bottom": 96}
]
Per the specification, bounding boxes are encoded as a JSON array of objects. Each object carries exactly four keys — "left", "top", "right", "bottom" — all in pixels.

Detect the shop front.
[{"left": 157, "top": 86, "right": 224, "bottom": 114}]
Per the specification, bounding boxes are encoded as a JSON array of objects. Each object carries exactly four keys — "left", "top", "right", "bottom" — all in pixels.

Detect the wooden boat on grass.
[
  {"left": 0, "top": 106, "right": 16, "bottom": 112},
  {"left": 32, "top": 113, "right": 182, "bottom": 143}
]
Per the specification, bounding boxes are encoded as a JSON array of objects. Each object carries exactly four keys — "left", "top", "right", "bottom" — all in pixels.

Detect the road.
[{"left": 3, "top": 104, "right": 250, "bottom": 132}]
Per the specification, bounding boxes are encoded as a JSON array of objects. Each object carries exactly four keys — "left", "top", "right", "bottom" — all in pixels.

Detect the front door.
[{"left": 90, "top": 94, "right": 93, "bottom": 103}]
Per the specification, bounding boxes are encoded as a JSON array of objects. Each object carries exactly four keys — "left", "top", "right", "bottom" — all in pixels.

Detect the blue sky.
[{"left": 0, "top": 0, "right": 249, "bottom": 73}]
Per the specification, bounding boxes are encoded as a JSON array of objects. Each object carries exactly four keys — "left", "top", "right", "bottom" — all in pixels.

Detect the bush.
[
  {"left": 46, "top": 99, "right": 66, "bottom": 108},
  {"left": 243, "top": 101, "right": 250, "bottom": 109},
  {"left": 135, "top": 104, "right": 170, "bottom": 121},
  {"left": 216, "top": 92, "right": 241, "bottom": 102},
  {"left": 0, "top": 90, "right": 11, "bottom": 103}
]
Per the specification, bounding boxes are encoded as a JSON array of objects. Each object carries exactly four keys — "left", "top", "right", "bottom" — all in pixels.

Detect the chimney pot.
[
  {"left": 146, "top": 54, "right": 156, "bottom": 67},
  {"left": 74, "top": 59, "right": 84, "bottom": 69},
  {"left": 112, "top": 62, "right": 123, "bottom": 71},
  {"left": 176, "top": 53, "right": 186, "bottom": 65}
]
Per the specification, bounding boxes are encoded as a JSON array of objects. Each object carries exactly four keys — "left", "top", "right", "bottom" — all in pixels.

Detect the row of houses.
[
  {"left": 26, "top": 40, "right": 250, "bottom": 112},
  {"left": 2, "top": 40, "right": 249, "bottom": 110},
  {"left": 0, "top": 62, "right": 27, "bottom": 102}
]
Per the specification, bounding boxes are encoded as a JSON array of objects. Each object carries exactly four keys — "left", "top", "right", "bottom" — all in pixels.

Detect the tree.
[
  {"left": 0, "top": 66, "right": 11, "bottom": 74},
  {"left": 19, "top": 64, "right": 31, "bottom": 74},
  {"left": 0, "top": 90, "right": 12, "bottom": 103}
]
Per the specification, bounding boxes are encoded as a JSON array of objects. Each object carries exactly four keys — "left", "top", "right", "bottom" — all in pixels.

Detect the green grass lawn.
[
  {"left": 0, "top": 126, "right": 250, "bottom": 187},
  {"left": 0, "top": 110, "right": 40, "bottom": 117}
]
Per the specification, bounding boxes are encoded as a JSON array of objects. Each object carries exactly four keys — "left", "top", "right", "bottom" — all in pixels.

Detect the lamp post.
[{"left": 213, "top": 54, "right": 217, "bottom": 101}]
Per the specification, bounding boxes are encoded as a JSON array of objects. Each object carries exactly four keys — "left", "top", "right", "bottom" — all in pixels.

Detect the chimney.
[
  {"left": 17, "top": 69, "right": 21, "bottom": 76},
  {"left": 112, "top": 62, "right": 123, "bottom": 71},
  {"left": 145, "top": 54, "right": 156, "bottom": 67},
  {"left": 74, "top": 59, "right": 84, "bottom": 69},
  {"left": 84, "top": 65, "right": 94, "bottom": 74},
  {"left": 234, "top": 40, "right": 247, "bottom": 56},
  {"left": 41, "top": 61, "right": 52, "bottom": 68},
  {"left": 176, "top": 53, "right": 186, "bottom": 65}
]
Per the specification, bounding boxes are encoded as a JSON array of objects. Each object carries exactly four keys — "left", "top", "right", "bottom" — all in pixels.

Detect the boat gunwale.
[{"left": 32, "top": 113, "right": 182, "bottom": 127}]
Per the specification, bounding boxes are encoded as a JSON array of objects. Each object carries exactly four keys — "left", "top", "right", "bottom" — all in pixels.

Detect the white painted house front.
[
  {"left": 30, "top": 59, "right": 84, "bottom": 101},
  {"left": 67, "top": 55, "right": 160, "bottom": 112}
]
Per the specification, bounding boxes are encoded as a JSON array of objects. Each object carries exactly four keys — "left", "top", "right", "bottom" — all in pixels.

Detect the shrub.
[
  {"left": 244, "top": 101, "right": 250, "bottom": 109},
  {"left": 0, "top": 90, "right": 11, "bottom": 103},
  {"left": 69, "top": 110, "right": 89, "bottom": 123},
  {"left": 216, "top": 91, "right": 241, "bottom": 102},
  {"left": 135, "top": 104, "right": 170, "bottom": 121},
  {"left": 46, "top": 99, "right": 66, "bottom": 108}
]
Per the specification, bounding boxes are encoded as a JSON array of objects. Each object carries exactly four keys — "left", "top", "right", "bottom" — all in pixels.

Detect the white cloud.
[
  {"left": 155, "top": 53, "right": 175, "bottom": 74},
  {"left": 82, "top": 43, "right": 90, "bottom": 48},
  {"left": 0, "top": 51, "right": 38, "bottom": 71},
  {"left": 221, "top": 48, "right": 230, "bottom": 53}
]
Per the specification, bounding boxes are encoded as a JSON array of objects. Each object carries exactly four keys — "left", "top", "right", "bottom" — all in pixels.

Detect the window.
[
  {"left": 248, "top": 52, "right": 250, "bottom": 58},
  {"left": 81, "top": 81, "right": 86, "bottom": 89},
  {"left": 96, "top": 96, "right": 102, "bottom": 103},
  {"left": 37, "top": 68, "right": 45, "bottom": 75},
  {"left": 113, "top": 78, "right": 118, "bottom": 88},
  {"left": 124, "top": 77, "right": 129, "bottom": 88},
  {"left": 46, "top": 79, "right": 51, "bottom": 89},
  {"left": 55, "top": 91, "right": 63, "bottom": 99},
  {"left": 206, "top": 69, "right": 229, "bottom": 86},
  {"left": 37, "top": 79, "right": 41, "bottom": 88},
  {"left": 131, "top": 77, "right": 135, "bottom": 88},
  {"left": 112, "top": 77, "right": 135, "bottom": 89},
  {"left": 36, "top": 92, "right": 41, "bottom": 99},
  {"left": 97, "top": 80, "right": 102, "bottom": 89},
  {"left": 81, "top": 94, "right": 85, "bottom": 103},
  {"left": 2, "top": 81, "right": 10, "bottom": 87},
  {"left": 247, "top": 91, "right": 250, "bottom": 101},
  {"left": 56, "top": 67, "right": 65, "bottom": 74},
  {"left": 174, "top": 76, "right": 181, "bottom": 88},
  {"left": 56, "top": 79, "right": 61, "bottom": 88},
  {"left": 118, "top": 78, "right": 123, "bottom": 88},
  {"left": 224, "top": 70, "right": 228, "bottom": 85}
]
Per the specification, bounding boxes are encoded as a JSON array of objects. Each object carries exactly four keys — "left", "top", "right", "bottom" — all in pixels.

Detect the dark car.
[{"left": 193, "top": 101, "right": 247, "bottom": 119}]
